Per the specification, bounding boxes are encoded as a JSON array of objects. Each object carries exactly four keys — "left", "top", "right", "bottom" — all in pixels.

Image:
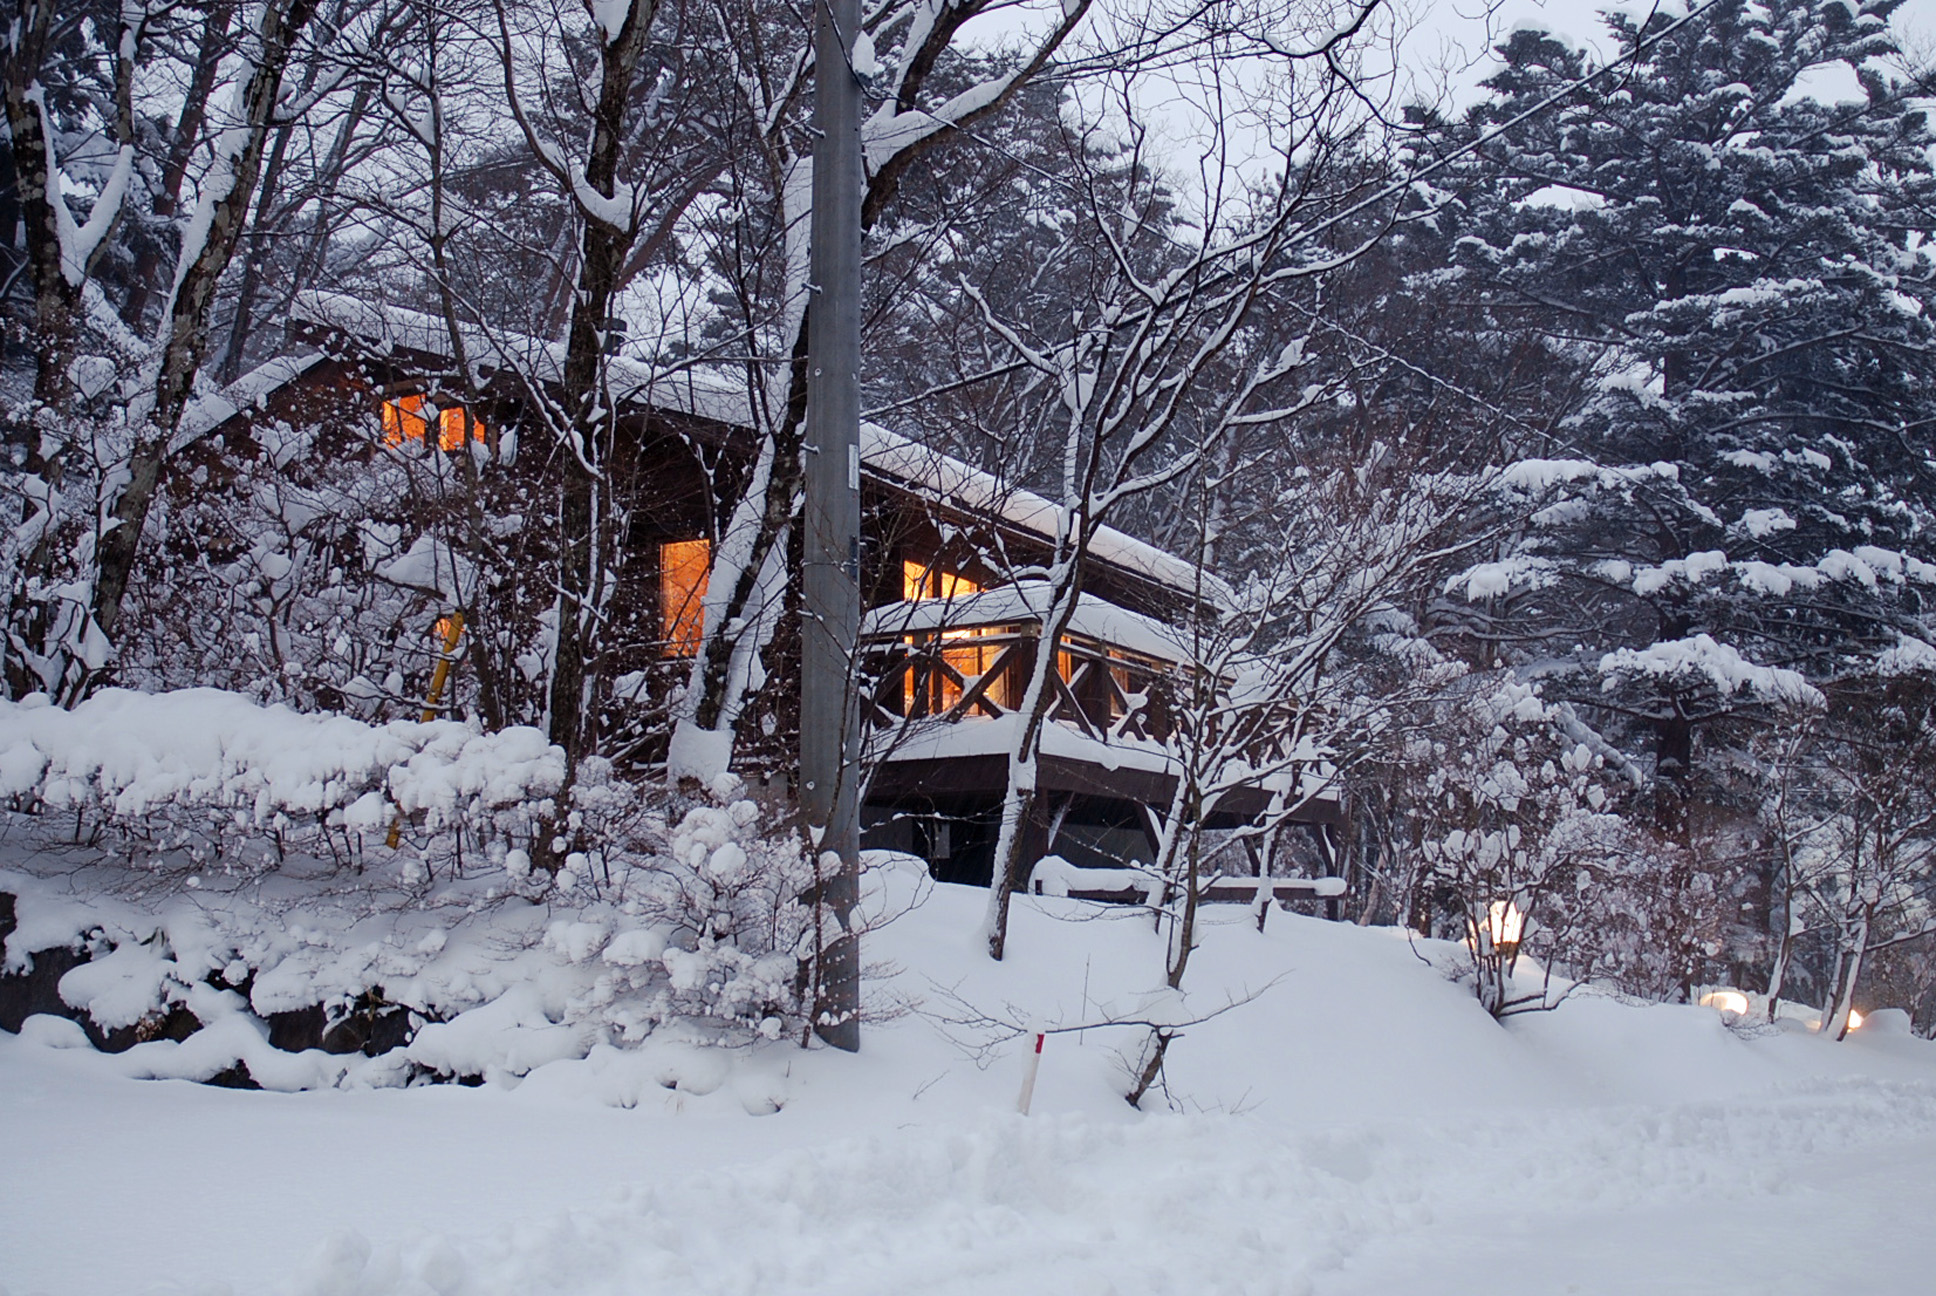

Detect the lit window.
[
  {"left": 903, "top": 559, "right": 981, "bottom": 601},
  {"left": 437, "top": 406, "right": 487, "bottom": 450},
  {"left": 381, "top": 394, "right": 430, "bottom": 445},
  {"left": 906, "top": 626, "right": 1014, "bottom": 715},
  {"left": 661, "top": 538, "right": 710, "bottom": 657},
  {"left": 380, "top": 394, "right": 487, "bottom": 450},
  {"left": 942, "top": 631, "right": 1004, "bottom": 708}
]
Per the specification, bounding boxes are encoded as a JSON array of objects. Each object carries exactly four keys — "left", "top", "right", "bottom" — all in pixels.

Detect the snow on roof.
[
  {"left": 860, "top": 584, "right": 1194, "bottom": 664},
  {"left": 172, "top": 354, "right": 325, "bottom": 451},
  {"left": 861, "top": 424, "right": 1232, "bottom": 605},
  {"left": 289, "top": 291, "right": 1224, "bottom": 602},
  {"left": 291, "top": 290, "right": 751, "bottom": 428}
]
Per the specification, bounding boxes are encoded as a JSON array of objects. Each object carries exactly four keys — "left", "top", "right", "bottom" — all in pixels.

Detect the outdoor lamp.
[
  {"left": 1484, "top": 899, "right": 1524, "bottom": 960},
  {"left": 1698, "top": 989, "right": 1750, "bottom": 1017}
]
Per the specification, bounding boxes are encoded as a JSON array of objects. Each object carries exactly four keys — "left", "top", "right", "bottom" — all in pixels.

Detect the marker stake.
[{"left": 1017, "top": 1030, "right": 1045, "bottom": 1115}]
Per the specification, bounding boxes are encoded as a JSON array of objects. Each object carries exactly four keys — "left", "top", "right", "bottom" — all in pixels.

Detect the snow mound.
[
  {"left": 0, "top": 688, "right": 563, "bottom": 826},
  {"left": 7, "top": 866, "right": 1936, "bottom": 1296}
]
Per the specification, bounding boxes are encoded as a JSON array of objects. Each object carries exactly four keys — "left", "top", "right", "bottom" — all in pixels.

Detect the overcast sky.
[
  {"left": 1404, "top": 0, "right": 1936, "bottom": 107},
  {"left": 952, "top": 0, "right": 1936, "bottom": 219}
]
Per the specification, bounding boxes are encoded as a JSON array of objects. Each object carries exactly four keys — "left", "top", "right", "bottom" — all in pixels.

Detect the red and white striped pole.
[{"left": 1016, "top": 1028, "right": 1045, "bottom": 1115}]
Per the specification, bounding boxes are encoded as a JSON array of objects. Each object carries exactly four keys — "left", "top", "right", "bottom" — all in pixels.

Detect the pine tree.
[
  {"left": 1412, "top": 0, "right": 1936, "bottom": 990},
  {"left": 1428, "top": 0, "right": 1936, "bottom": 824}
]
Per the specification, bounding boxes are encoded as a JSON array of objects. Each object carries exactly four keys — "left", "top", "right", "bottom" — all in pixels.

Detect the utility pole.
[{"left": 801, "top": 0, "right": 862, "bottom": 1051}]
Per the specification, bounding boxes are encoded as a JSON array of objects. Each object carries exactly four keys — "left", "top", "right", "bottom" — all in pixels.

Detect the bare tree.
[
  {"left": 1762, "top": 673, "right": 1936, "bottom": 1038},
  {"left": 950, "top": 22, "right": 1419, "bottom": 959},
  {"left": 2, "top": 0, "right": 390, "bottom": 696}
]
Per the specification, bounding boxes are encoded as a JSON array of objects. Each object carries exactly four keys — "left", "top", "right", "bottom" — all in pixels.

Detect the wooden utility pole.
[{"left": 801, "top": 0, "right": 862, "bottom": 1051}]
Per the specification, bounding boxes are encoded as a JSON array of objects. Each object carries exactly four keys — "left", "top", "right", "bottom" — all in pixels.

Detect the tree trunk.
[
  {"left": 1654, "top": 699, "right": 1694, "bottom": 847},
  {"left": 1823, "top": 910, "right": 1870, "bottom": 1041},
  {"left": 1124, "top": 1027, "right": 1172, "bottom": 1109},
  {"left": 521, "top": 1, "right": 659, "bottom": 858},
  {"left": 546, "top": 465, "right": 598, "bottom": 762},
  {"left": 4, "top": 0, "right": 80, "bottom": 428},
  {"left": 90, "top": 0, "right": 321, "bottom": 649},
  {"left": 984, "top": 579, "right": 1089, "bottom": 960},
  {"left": 120, "top": 0, "right": 236, "bottom": 329},
  {"left": 1764, "top": 913, "right": 1795, "bottom": 1022}
]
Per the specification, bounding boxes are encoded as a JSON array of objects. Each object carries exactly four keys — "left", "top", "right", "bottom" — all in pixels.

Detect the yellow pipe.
[
  {"left": 387, "top": 613, "right": 465, "bottom": 849},
  {"left": 418, "top": 613, "right": 466, "bottom": 720}
]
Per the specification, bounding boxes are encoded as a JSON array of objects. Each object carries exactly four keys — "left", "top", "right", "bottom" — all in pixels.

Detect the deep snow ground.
[{"left": 6, "top": 858, "right": 1936, "bottom": 1296}]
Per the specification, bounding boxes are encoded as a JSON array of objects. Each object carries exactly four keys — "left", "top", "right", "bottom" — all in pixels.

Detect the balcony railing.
[
  {"left": 856, "top": 586, "right": 1341, "bottom": 823},
  {"left": 860, "top": 611, "right": 1176, "bottom": 744}
]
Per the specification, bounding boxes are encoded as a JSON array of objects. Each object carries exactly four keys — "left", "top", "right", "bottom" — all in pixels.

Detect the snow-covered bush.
[
  {"left": 577, "top": 794, "right": 813, "bottom": 1043},
  {"left": 1406, "top": 676, "right": 1650, "bottom": 1016},
  {"left": 0, "top": 688, "right": 818, "bottom": 1074},
  {"left": 0, "top": 687, "right": 565, "bottom": 876}
]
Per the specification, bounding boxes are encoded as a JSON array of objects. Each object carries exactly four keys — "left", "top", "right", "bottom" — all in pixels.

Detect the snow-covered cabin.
[{"left": 184, "top": 293, "right": 1338, "bottom": 893}]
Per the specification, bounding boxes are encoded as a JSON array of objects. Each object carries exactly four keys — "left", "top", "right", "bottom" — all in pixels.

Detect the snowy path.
[
  {"left": 1314, "top": 1084, "right": 1936, "bottom": 1296},
  {"left": 9, "top": 1029, "right": 1933, "bottom": 1296},
  {"left": 268, "top": 1079, "right": 1936, "bottom": 1296},
  {"left": 9, "top": 881, "right": 1936, "bottom": 1295}
]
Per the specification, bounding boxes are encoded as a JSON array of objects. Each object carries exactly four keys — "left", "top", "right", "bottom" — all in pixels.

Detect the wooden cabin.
[{"left": 179, "top": 292, "right": 1340, "bottom": 897}]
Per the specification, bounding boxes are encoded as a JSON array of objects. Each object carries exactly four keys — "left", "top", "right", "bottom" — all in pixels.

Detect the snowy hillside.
[
  {"left": 12, "top": 1, "right": 1936, "bottom": 1292},
  {"left": 6, "top": 859, "right": 1936, "bottom": 1296}
]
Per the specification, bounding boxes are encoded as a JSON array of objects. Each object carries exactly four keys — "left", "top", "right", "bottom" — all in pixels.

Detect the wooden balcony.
[
  {"left": 857, "top": 584, "right": 1341, "bottom": 829},
  {"left": 859, "top": 587, "right": 1182, "bottom": 745}
]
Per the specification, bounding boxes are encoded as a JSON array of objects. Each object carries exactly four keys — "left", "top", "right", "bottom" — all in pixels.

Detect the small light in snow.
[
  {"left": 1473, "top": 900, "right": 1524, "bottom": 956},
  {"left": 1699, "top": 989, "right": 1750, "bottom": 1017},
  {"left": 1804, "top": 1009, "right": 1865, "bottom": 1033}
]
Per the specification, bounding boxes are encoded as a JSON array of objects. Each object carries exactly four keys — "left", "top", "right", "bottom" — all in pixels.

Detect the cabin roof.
[
  {"left": 858, "top": 425, "right": 1230, "bottom": 605},
  {"left": 291, "top": 290, "right": 750, "bottom": 427},
  {"left": 172, "top": 354, "right": 325, "bottom": 453},
  {"left": 861, "top": 585, "right": 1195, "bottom": 663},
  {"left": 273, "top": 290, "right": 1228, "bottom": 605}
]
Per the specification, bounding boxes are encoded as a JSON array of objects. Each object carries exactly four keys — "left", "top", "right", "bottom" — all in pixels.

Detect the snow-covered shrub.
[
  {"left": 0, "top": 688, "right": 565, "bottom": 877},
  {"left": 0, "top": 689, "right": 819, "bottom": 1073},
  {"left": 580, "top": 793, "right": 813, "bottom": 1043},
  {"left": 1407, "top": 676, "right": 1651, "bottom": 1016}
]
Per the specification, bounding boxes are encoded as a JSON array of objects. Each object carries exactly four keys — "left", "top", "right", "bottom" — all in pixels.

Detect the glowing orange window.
[
  {"left": 380, "top": 395, "right": 486, "bottom": 450},
  {"left": 660, "top": 539, "right": 710, "bottom": 657},
  {"left": 905, "top": 626, "right": 1015, "bottom": 715},
  {"left": 437, "top": 406, "right": 487, "bottom": 450},
  {"left": 381, "top": 394, "right": 431, "bottom": 445},
  {"left": 902, "top": 559, "right": 982, "bottom": 601}
]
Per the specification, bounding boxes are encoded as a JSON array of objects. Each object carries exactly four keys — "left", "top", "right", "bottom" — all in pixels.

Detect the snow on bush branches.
[
  {"left": 0, "top": 689, "right": 818, "bottom": 1074},
  {"left": 0, "top": 687, "right": 564, "bottom": 841},
  {"left": 1407, "top": 678, "right": 1649, "bottom": 1016}
]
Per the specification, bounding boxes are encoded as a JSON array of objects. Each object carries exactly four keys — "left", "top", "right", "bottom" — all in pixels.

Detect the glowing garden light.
[
  {"left": 1699, "top": 989, "right": 1750, "bottom": 1017},
  {"left": 1469, "top": 900, "right": 1525, "bottom": 959}
]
